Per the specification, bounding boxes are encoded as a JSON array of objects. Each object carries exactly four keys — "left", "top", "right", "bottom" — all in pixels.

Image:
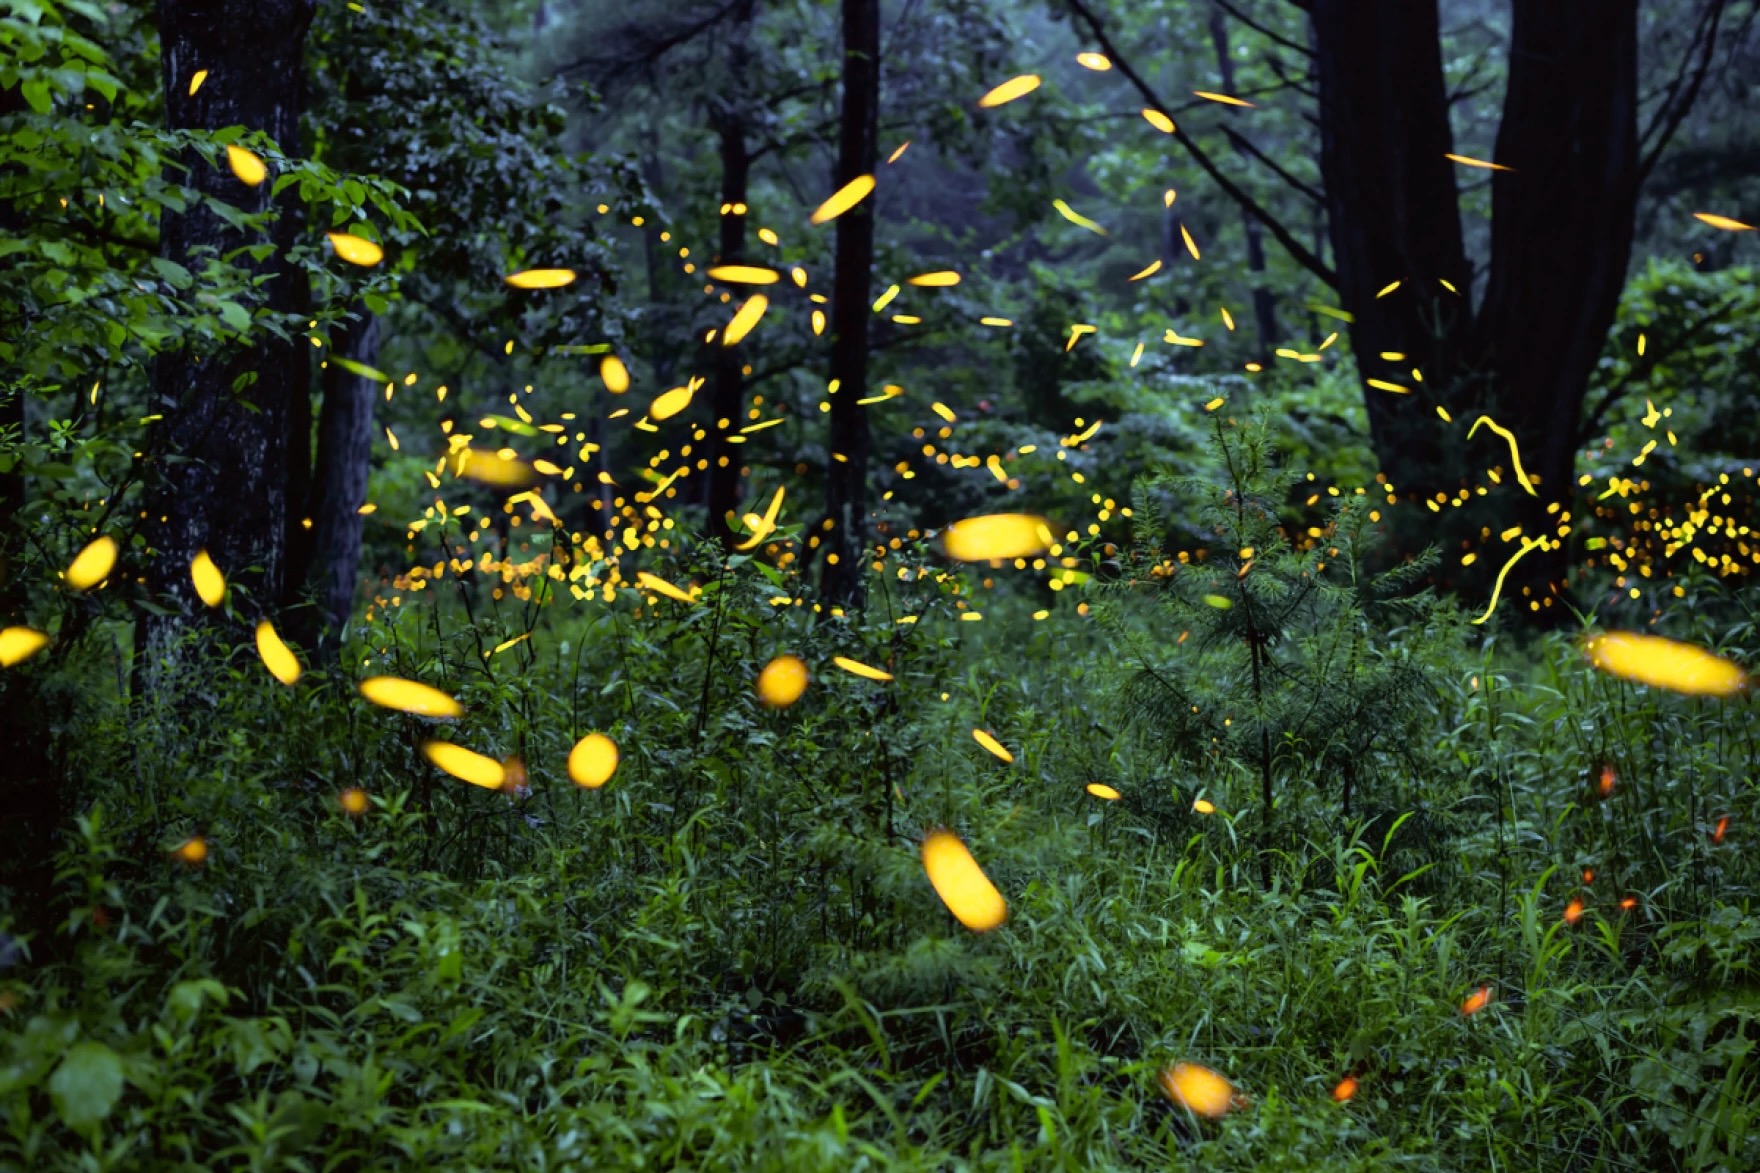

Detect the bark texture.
[
  {"left": 289, "top": 309, "right": 378, "bottom": 650},
  {"left": 139, "top": 0, "right": 315, "bottom": 675},
  {"left": 819, "top": 0, "right": 879, "bottom": 607}
]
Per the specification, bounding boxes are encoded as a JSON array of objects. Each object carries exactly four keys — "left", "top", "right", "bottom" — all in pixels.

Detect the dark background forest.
[{"left": 2, "top": 0, "right": 1759, "bottom": 1167}]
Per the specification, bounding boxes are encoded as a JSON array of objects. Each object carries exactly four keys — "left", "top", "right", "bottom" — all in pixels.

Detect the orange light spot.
[
  {"left": 756, "top": 655, "right": 810, "bottom": 708},
  {"left": 1332, "top": 1075, "right": 1358, "bottom": 1103},
  {"left": 1462, "top": 986, "right": 1492, "bottom": 1015},
  {"left": 1713, "top": 816, "right": 1728, "bottom": 844},
  {"left": 1563, "top": 898, "right": 1584, "bottom": 925},
  {"left": 174, "top": 837, "right": 208, "bottom": 865},
  {"left": 1598, "top": 764, "right": 1615, "bottom": 797},
  {"left": 1160, "top": 1063, "right": 1234, "bottom": 1117},
  {"left": 339, "top": 788, "right": 369, "bottom": 815}
]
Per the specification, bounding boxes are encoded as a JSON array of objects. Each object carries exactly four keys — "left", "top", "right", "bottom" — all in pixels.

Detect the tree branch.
[
  {"left": 1217, "top": 127, "right": 1324, "bottom": 205},
  {"left": 1062, "top": 0, "right": 1336, "bottom": 288},
  {"left": 1636, "top": 0, "right": 1730, "bottom": 184},
  {"left": 1213, "top": 0, "right": 1312, "bottom": 59},
  {"left": 555, "top": 0, "right": 748, "bottom": 87}
]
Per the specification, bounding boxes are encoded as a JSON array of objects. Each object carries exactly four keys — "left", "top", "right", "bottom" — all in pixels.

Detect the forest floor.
[{"left": 3, "top": 556, "right": 1756, "bottom": 1172}]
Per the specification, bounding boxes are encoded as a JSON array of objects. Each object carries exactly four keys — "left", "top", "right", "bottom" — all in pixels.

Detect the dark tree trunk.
[
  {"left": 1208, "top": 6, "right": 1279, "bottom": 357},
  {"left": 138, "top": 0, "right": 315, "bottom": 677},
  {"left": 1311, "top": 0, "right": 1639, "bottom": 615},
  {"left": 1475, "top": 0, "right": 1640, "bottom": 602},
  {"left": 705, "top": 3, "right": 756, "bottom": 548},
  {"left": 706, "top": 115, "right": 750, "bottom": 546},
  {"left": 0, "top": 82, "right": 30, "bottom": 616},
  {"left": 287, "top": 309, "right": 378, "bottom": 652},
  {"left": 819, "top": 0, "right": 880, "bottom": 607},
  {"left": 1311, "top": 0, "right": 1473, "bottom": 495},
  {"left": 281, "top": 259, "right": 314, "bottom": 606}
]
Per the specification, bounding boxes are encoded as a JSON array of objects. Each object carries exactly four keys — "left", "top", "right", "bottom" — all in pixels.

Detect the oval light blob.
[
  {"left": 756, "top": 655, "right": 810, "bottom": 708},
  {"left": 190, "top": 550, "right": 226, "bottom": 607},
  {"left": 943, "top": 514, "right": 1052, "bottom": 562},
  {"left": 226, "top": 144, "right": 266, "bottom": 186},
  {"left": 568, "top": 732, "right": 619, "bottom": 788},
  {"left": 422, "top": 741, "right": 505, "bottom": 789},
  {"left": 0, "top": 626, "right": 49, "bottom": 668},
  {"left": 1584, "top": 632, "right": 1746, "bottom": 697},
  {"left": 1160, "top": 1063, "right": 1234, "bottom": 1117},
  {"left": 922, "top": 829, "right": 1007, "bottom": 931},
  {"left": 359, "top": 676, "right": 463, "bottom": 719},
  {"left": 504, "top": 268, "right": 577, "bottom": 289},
  {"left": 255, "top": 621, "right": 301, "bottom": 686},
  {"left": 65, "top": 535, "right": 117, "bottom": 591},
  {"left": 327, "top": 232, "right": 384, "bottom": 266}
]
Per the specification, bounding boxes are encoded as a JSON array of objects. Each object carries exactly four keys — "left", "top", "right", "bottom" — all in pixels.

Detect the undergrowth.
[{"left": 2, "top": 421, "right": 1757, "bottom": 1171}]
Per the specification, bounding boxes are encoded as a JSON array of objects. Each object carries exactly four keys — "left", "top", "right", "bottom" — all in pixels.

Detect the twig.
[
  {"left": 1637, "top": 0, "right": 1731, "bottom": 185},
  {"left": 1062, "top": 0, "right": 1337, "bottom": 289}
]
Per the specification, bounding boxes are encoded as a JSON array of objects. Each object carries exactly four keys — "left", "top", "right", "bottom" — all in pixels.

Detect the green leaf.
[
  {"left": 48, "top": 1042, "right": 125, "bottom": 1132},
  {"left": 166, "top": 979, "right": 229, "bottom": 1020},
  {"left": 20, "top": 76, "right": 52, "bottom": 114},
  {"left": 218, "top": 300, "right": 251, "bottom": 332}
]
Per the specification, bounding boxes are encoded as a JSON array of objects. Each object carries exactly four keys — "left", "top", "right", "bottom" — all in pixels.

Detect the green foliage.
[
  {"left": 1574, "top": 258, "right": 1760, "bottom": 624},
  {"left": 1105, "top": 410, "right": 1461, "bottom": 851},
  {"left": 0, "top": 516, "right": 1754, "bottom": 1168},
  {"left": 6, "top": 2, "right": 1760, "bottom": 1170}
]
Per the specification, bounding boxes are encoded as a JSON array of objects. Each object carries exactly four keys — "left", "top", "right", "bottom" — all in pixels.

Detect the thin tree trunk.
[
  {"left": 1208, "top": 6, "right": 1279, "bottom": 357},
  {"left": 294, "top": 309, "right": 379, "bottom": 652},
  {"left": 705, "top": 2, "right": 756, "bottom": 547},
  {"left": 0, "top": 80, "right": 25, "bottom": 619},
  {"left": 706, "top": 114, "right": 750, "bottom": 546},
  {"left": 139, "top": 0, "right": 316, "bottom": 683},
  {"left": 820, "top": 0, "right": 879, "bottom": 607}
]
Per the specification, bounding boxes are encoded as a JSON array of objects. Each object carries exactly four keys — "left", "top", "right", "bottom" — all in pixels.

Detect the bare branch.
[
  {"left": 1263, "top": 52, "right": 1316, "bottom": 100},
  {"left": 555, "top": 0, "right": 748, "bottom": 89},
  {"left": 1217, "top": 127, "right": 1323, "bottom": 204},
  {"left": 1213, "top": 0, "right": 1312, "bottom": 59},
  {"left": 1637, "top": 0, "right": 1730, "bottom": 184},
  {"left": 1063, "top": 0, "right": 1336, "bottom": 288}
]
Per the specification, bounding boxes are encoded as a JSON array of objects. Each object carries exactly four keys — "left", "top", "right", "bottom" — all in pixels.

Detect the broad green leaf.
[
  {"left": 20, "top": 77, "right": 51, "bottom": 114},
  {"left": 48, "top": 1041, "right": 124, "bottom": 1132},
  {"left": 217, "top": 300, "right": 251, "bottom": 332}
]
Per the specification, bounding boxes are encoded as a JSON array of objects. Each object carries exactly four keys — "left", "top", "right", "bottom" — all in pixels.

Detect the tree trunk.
[
  {"left": 819, "top": 0, "right": 880, "bottom": 607},
  {"left": 1311, "top": 0, "right": 1639, "bottom": 616},
  {"left": 138, "top": 0, "right": 315, "bottom": 679},
  {"left": 1475, "top": 0, "right": 1640, "bottom": 605},
  {"left": 1311, "top": 0, "right": 1473, "bottom": 496},
  {"left": 706, "top": 112, "right": 750, "bottom": 547},
  {"left": 705, "top": 3, "right": 756, "bottom": 548},
  {"left": 288, "top": 309, "right": 378, "bottom": 652},
  {"left": 1208, "top": 6, "right": 1279, "bottom": 357}
]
